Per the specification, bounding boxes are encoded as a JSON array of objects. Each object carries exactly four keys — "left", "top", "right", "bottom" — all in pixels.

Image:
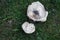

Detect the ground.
[{"left": 0, "top": 0, "right": 60, "bottom": 40}]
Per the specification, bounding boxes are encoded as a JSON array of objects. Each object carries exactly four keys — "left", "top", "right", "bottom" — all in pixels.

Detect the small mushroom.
[
  {"left": 22, "top": 22, "right": 35, "bottom": 34},
  {"left": 27, "top": 1, "right": 48, "bottom": 22}
]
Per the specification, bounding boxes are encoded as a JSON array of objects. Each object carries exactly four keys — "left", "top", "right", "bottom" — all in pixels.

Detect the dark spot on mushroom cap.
[{"left": 33, "top": 10, "right": 39, "bottom": 15}]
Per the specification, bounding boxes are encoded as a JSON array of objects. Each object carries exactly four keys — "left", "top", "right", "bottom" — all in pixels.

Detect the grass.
[{"left": 0, "top": 0, "right": 60, "bottom": 40}]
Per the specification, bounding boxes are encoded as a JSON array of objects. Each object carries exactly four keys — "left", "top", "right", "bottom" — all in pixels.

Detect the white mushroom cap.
[
  {"left": 27, "top": 1, "right": 48, "bottom": 22},
  {"left": 22, "top": 22, "right": 35, "bottom": 34}
]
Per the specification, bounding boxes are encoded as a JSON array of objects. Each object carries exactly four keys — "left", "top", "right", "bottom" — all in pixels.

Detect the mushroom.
[
  {"left": 27, "top": 1, "right": 48, "bottom": 22},
  {"left": 22, "top": 22, "right": 35, "bottom": 34}
]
